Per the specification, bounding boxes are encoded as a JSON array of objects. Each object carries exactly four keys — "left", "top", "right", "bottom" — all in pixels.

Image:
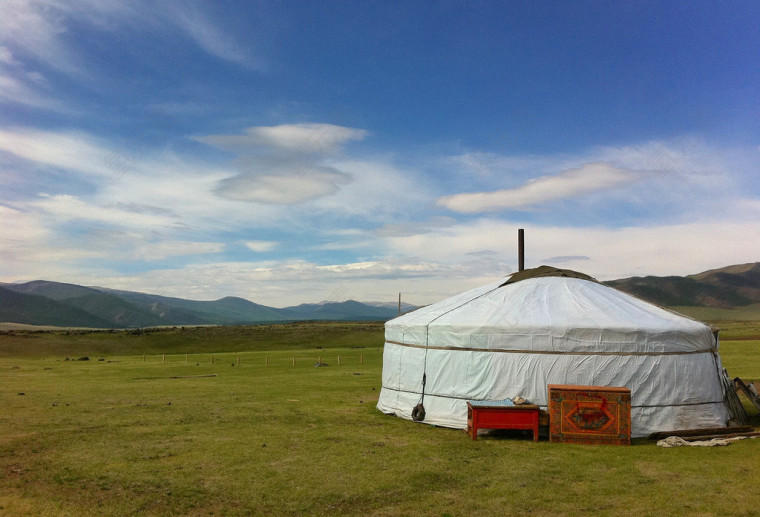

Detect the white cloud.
[
  {"left": 440, "top": 138, "right": 760, "bottom": 225},
  {"left": 245, "top": 240, "right": 278, "bottom": 252},
  {"left": 216, "top": 166, "right": 351, "bottom": 204},
  {"left": 199, "top": 123, "right": 370, "bottom": 205},
  {"left": 195, "top": 123, "right": 369, "bottom": 154},
  {"left": 66, "top": 258, "right": 485, "bottom": 306},
  {"left": 33, "top": 194, "right": 176, "bottom": 228},
  {"left": 0, "top": 204, "right": 48, "bottom": 244},
  {"left": 593, "top": 139, "right": 720, "bottom": 175},
  {"left": 374, "top": 217, "right": 458, "bottom": 238},
  {"left": 0, "top": 204, "right": 104, "bottom": 282},
  {"left": 450, "top": 151, "right": 559, "bottom": 179},
  {"left": 0, "top": 72, "right": 68, "bottom": 112},
  {"left": 735, "top": 198, "right": 760, "bottom": 214},
  {"left": 0, "top": 0, "right": 257, "bottom": 72},
  {"left": 382, "top": 217, "right": 760, "bottom": 283},
  {"left": 0, "top": 129, "right": 123, "bottom": 177},
  {"left": 0, "top": 0, "right": 263, "bottom": 114},
  {"left": 308, "top": 158, "right": 434, "bottom": 221},
  {"left": 0, "top": 47, "right": 15, "bottom": 65},
  {"left": 169, "top": 4, "right": 259, "bottom": 68},
  {"left": 131, "top": 240, "right": 225, "bottom": 262},
  {"left": 0, "top": 0, "right": 80, "bottom": 76},
  {"left": 437, "top": 162, "right": 640, "bottom": 213},
  {"left": 0, "top": 129, "right": 313, "bottom": 257}
]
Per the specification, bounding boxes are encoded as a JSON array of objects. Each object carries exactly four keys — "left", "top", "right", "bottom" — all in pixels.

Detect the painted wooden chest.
[{"left": 548, "top": 385, "right": 631, "bottom": 445}]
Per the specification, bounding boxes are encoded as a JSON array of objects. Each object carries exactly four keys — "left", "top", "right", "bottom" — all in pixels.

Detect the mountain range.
[
  {"left": 604, "top": 262, "right": 760, "bottom": 309},
  {"left": 1, "top": 262, "right": 758, "bottom": 328},
  {"left": 0, "top": 281, "right": 416, "bottom": 328}
]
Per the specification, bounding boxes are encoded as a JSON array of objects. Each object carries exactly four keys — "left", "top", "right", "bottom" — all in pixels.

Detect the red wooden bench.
[{"left": 466, "top": 401, "right": 540, "bottom": 441}]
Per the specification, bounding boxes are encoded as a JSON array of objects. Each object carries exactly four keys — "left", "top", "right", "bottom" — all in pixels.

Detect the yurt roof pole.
[{"left": 518, "top": 228, "right": 525, "bottom": 272}]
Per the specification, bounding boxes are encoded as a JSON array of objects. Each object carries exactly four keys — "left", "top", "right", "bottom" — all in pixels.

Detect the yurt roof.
[{"left": 386, "top": 266, "right": 715, "bottom": 354}]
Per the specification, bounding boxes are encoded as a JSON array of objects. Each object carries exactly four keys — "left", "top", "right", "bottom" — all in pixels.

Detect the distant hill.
[
  {"left": 0, "top": 281, "right": 407, "bottom": 328},
  {"left": 0, "top": 287, "right": 115, "bottom": 328},
  {"left": 281, "top": 300, "right": 401, "bottom": 321},
  {"left": 688, "top": 262, "right": 760, "bottom": 303},
  {"left": 96, "top": 288, "right": 288, "bottom": 325},
  {"left": 364, "top": 300, "right": 419, "bottom": 314},
  {"left": 605, "top": 262, "right": 760, "bottom": 309},
  {"left": 62, "top": 292, "right": 167, "bottom": 328},
  {"left": 4, "top": 280, "right": 103, "bottom": 301}
]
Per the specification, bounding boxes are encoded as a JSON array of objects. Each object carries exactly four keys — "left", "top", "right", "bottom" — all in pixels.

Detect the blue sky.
[{"left": 1, "top": 1, "right": 759, "bottom": 306}]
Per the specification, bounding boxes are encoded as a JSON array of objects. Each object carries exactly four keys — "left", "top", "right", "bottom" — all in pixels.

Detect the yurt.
[{"left": 377, "top": 266, "right": 738, "bottom": 438}]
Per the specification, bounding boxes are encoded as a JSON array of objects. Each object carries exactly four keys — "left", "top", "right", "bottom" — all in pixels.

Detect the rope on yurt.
[
  {"left": 412, "top": 329, "right": 430, "bottom": 421},
  {"left": 411, "top": 280, "right": 508, "bottom": 422}
]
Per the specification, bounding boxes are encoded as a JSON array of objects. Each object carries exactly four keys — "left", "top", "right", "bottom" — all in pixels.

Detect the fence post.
[
  {"left": 185, "top": 354, "right": 188, "bottom": 364},
  {"left": 162, "top": 353, "right": 165, "bottom": 363},
  {"left": 292, "top": 356, "right": 295, "bottom": 366},
  {"left": 360, "top": 353, "right": 364, "bottom": 364}
]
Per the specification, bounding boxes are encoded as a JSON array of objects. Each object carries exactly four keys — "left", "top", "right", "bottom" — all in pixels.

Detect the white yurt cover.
[{"left": 377, "top": 267, "right": 732, "bottom": 438}]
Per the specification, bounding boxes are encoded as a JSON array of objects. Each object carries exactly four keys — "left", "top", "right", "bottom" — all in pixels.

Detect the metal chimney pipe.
[{"left": 518, "top": 228, "right": 525, "bottom": 272}]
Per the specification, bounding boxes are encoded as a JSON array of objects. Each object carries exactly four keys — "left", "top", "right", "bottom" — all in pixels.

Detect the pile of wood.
[
  {"left": 648, "top": 426, "right": 759, "bottom": 442},
  {"left": 734, "top": 377, "right": 760, "bottom": 412},
  {"left": 721, "top": 369, "right": 749, "bottom": 425}
]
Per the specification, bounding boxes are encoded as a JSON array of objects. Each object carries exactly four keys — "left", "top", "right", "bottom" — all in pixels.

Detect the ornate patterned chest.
[{"left": 548, "top": 385, "right": 631, "bottom": 445}]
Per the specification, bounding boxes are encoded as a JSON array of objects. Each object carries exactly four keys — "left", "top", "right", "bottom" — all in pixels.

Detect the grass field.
[
  {"left": 1, "top": 322, "right": 759, "bottom": 516},
  {"left": 671, "top": 303, "right": 760, "bottom": 322}
]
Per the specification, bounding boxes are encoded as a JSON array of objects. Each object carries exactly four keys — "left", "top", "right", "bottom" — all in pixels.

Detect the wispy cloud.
[
  {"left": 381, "top": 217, "right": 760, "bottom": 283},
  {"left": 33, "top": 194, "right": 177, "bottom": 229},
  {"left": 67, "top": 258, "right": 493, "bottom": 306},
  {"left": 0, "top": 129, "right": 246, "bottom": 236},
  {"left": 1, "top": 0, "right": 84, "bottom": 76},
  {"left": 168, "top": 3, "right": 261, "bottom": 69},
  {"left": 0, "top": 0, "right": 259, "bottom": 72},
  {"left": 131, "top": 240, "right": 226, "bottom": 262},
  {"left": 245, "top": 240, "right": 278, "bottom": 253},
  {"left": 0, "top": 204, "right": 48, "bottom": 245},
  {"left": 308, "top": 158, "right": 432, "bottom": 221},
  {"left": 0, "top": 69, "right": 69, "bottom": 112},
  {"left": 437, "top": 162, "right": 640, "bottom": 213},
  {"left": 0, "top": 129, "right": 122, "bottom": 177},
  {"left": 0, "top": 0, "right": 263, "bottom": 114},
  {"left": 542, "top": 255, "right": 591, "bottom": 263}
]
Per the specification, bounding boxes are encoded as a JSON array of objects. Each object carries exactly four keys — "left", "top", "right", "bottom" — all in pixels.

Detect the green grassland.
[
  {"left": 671, "top": 304, "right": 760, "bottom": 322},
  {"left": 1, "top": 322, "right": 759, "bottom": 516},
  {"left": 0, "top": 322, "right": 384, "bottom": 358}
]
